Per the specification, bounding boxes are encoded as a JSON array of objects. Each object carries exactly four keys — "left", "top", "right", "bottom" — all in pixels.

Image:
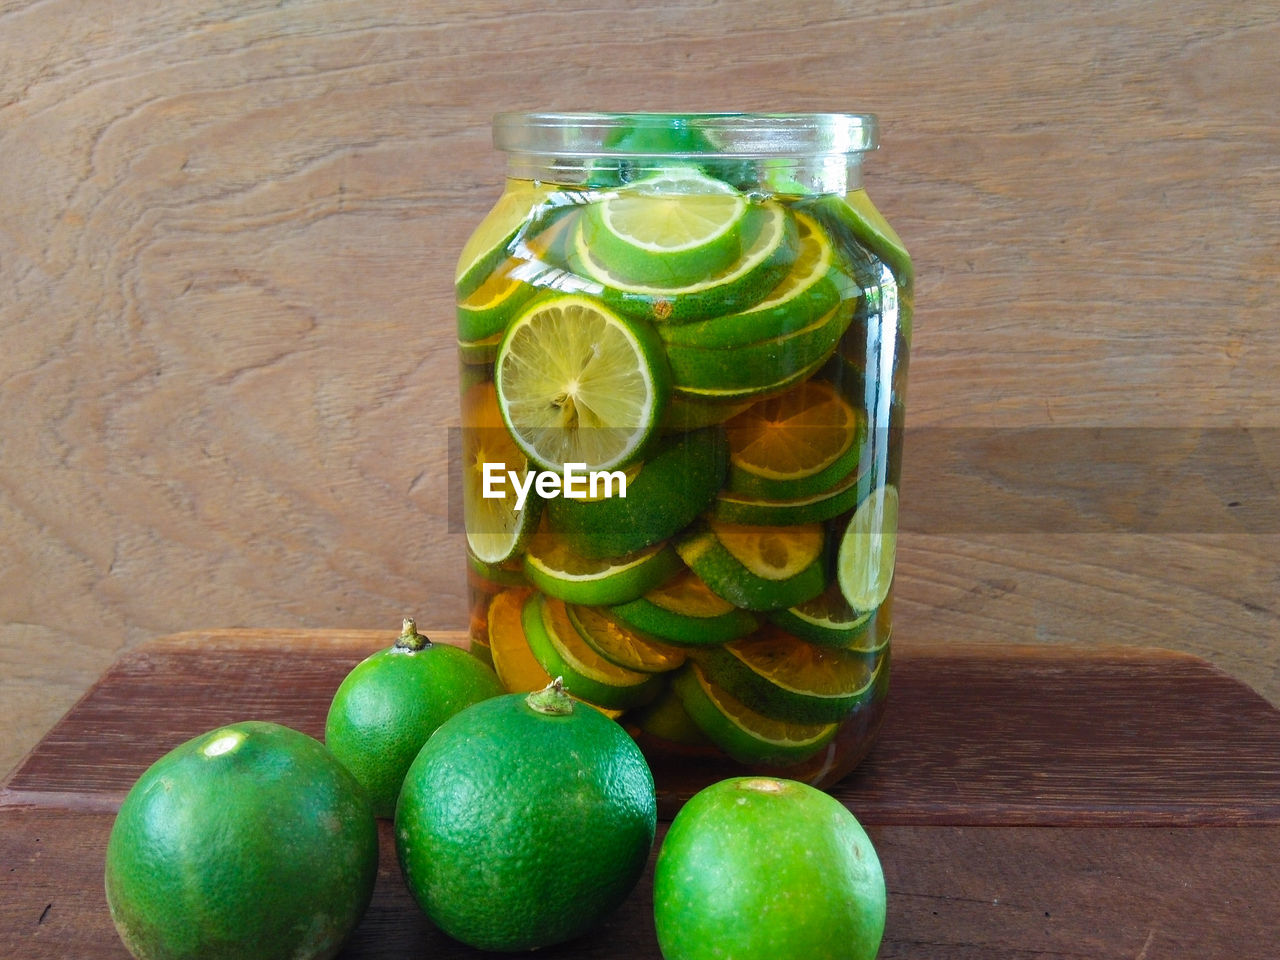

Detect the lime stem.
[
  {"left": 526, "top": 677, "right": 575, "bottom": 716},
  {"left": 394, "top": 617, "right": 431, "bottom": 653}
]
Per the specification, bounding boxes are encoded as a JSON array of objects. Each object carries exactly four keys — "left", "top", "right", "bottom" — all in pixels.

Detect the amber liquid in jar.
[{"left": 458, "top": 114, "right": 910, "bottom": 811}]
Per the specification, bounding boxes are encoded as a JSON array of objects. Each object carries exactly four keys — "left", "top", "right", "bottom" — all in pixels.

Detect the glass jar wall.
[{"left": 458, "top": 113, "right": 911, "bottom": 809}]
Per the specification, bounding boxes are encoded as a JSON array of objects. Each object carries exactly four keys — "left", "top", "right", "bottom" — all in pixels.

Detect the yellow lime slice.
[
  {"left": 585, "top": 170, "right": 749, "bottom": 286},
  {"left": 571, "top": 201, "right": 799, "bottom": 324},
  {"left": 455, "top": 180, "right": 553, "bottom": 298},
  {"left": 697, "top": 627, "right": 878, "bottom": 723},
  {"left": 609, "top": 568, "right": 760, "bottom": 646},
  {"left": 664, "top": 300, "right": 852, "bottom": 394},
  {"left": 658, "top": 211, "right": 842, "bottom": 348},
  {"left": 522, "top": 534, "right": 682, "bottom": 606},
  {"left": 768, "top": 583, "right": 875, "bottom": 649},
  {"left": 566, "top": 604, "right": 686, "bottom": 674},
  {"left": 486, "top": 588, "right": 553, "bottom": 693},
  {"left": 676, "top": 521, "right": 826, "bottom": 612},
  {"left": 673, "top": 662, "right": 837, "bottom": 765},
  {"left": 837, "top": 485, "right": 899, "bottom": 612},
  {"left": 523, "top": 593, "right": 662, "bottom": 709},
  {"left": 456, "top": 260, "right": 537, "bottom": 342},
  {"left": 724, "top": 381, "right": 864, "bottom": 499},
  {"left": 494, "top": 294, "right": 671, "bottom": 472},
  {"left": 709, "top": 470, "right": 861, "bottom": 527},
  {"left": 461, "top": 383, "right": 539, "bottom": 565}
]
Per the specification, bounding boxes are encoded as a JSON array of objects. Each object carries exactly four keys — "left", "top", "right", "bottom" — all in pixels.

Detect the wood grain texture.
[
  {"left": 5, "top": 631, "right": 1279, "bottom": 826},
  {"left": 3, "top": 810, "right": 1277, "bottom": 959},
  {"left": 2, "top": 0, "right": 1278, "bottom": 775},
  {"left": 2, "top": 633, "right": 1278, "bottom": 959}
]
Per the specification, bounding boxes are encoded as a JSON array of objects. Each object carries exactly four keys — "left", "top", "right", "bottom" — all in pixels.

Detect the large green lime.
[
  {"left": 325, "top": 619, "right": 504, "bottom": 817},
  {"left": 104, "top": 721, "right": 378, "bottom": 960},
  {"left": 653, "top": 777, "right": 886, "bottom": 960},
  {"left": 395, "top": 681, "right": 657, "bottom": 952}
]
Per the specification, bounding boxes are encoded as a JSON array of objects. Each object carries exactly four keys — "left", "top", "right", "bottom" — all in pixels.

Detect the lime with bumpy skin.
[
  {"left": 653, "top": 776, "right": 886, "bottom": 960},
  {"left": 105, "top": 721, "right": 378, "bottom": 960},
  {"left": 325, "top": 618, "right": 504, "bottom": 818},
  {"left": 395, "top": 679, "right": 657, "bottom": 952}
]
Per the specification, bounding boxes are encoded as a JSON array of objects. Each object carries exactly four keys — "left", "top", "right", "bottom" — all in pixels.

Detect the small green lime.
[
  {"left": 395, "top": 680, "right": 657, "bottom": 952},
  {"left": 325, "top": 618, "right": 504, "bottom": 818},
  {"left": 105, "top": 721, "right": 378, "bottom": 960},
  {"left": 653, "top": 777, "right": 886, "bottom": 960}
]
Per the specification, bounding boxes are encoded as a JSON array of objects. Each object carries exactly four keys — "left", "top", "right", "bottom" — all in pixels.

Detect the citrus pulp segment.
[
  {"left": 672, "top": 663, "right": 838, "bottom": 766},
  {"left": 677, "top": 521, "right": 826, "bottom": 612},
  {"left": 695, "top": 627, "right": 879, "bottom": 723},
  {"left": 584, "top": 169, "right": 749, "bottom": 286},
  {"left": 657, "top": 211, "right": 842, "bottom": 348},
  {"left": 724, "top": 380, "right": 864, "bottom": 499},
  {"left": 566, "top": 603, "right": 687, "bottom": 673},
  {"left": 523, "top": 533, "right": 682, "bottom": 605},
  {"left": 462, "top": 383, "right": 540, "bottom": 565},
  {"left": 609, "top": 567, "right": 760, "bottom": 646},
  {"left": 487, "top": 588, "right": 554, "bottom": 693},
  {"left": 571, "top": 200, "right": 799, "bottom": 324},
  {"left": 544, "top": 426, "right": 727, "bottom": 559},
  {"left": 523, "top": 593, "right": 663, "bottom": 709},
  {"left": 494, "top": 294, "right": 670, "bottom": 472},
  {"left": 837, "top": 484, "right": 899, "bottom": 612}
]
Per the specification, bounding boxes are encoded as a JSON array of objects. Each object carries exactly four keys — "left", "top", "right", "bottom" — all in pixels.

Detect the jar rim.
[{"left": 492, "top": 111, "right": 879, "bottom": 158}]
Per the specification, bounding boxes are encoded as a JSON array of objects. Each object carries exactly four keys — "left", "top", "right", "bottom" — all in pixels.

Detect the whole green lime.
[
  {"left": 394, "top": 679, "right": 657, "bottom": 952},
  {"left": 325, "top": 618, "right": 503, "bottom": 817},
  {"left": 654, "top": 777, "right": 886, "bottom": 960},
  {"left": 104, "top": 721, "right": 378, "bottom": 960}
]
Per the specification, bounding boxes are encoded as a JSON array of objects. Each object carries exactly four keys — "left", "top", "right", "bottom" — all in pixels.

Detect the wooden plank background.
[{"left": 2, "top": 0, "right": 1277, "bottom": 777}]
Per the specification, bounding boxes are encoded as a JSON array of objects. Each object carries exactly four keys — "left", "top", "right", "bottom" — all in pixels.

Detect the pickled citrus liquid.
[{"left": 458, "top": 170, "right": 910, "bottom": 810}]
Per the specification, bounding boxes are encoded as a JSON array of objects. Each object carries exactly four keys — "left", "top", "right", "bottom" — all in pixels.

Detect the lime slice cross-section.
[
  {"left": 462, "top": 383, "right": 540, "bottom": 565},
  {"left": 672, "top": 663, "right": 838, "bottom": 766},
  {"left": 523, "top": 534, "right": 682, "bottom": 606},
  {"left": 494, "top": 294, "right": 672, "bottom": 472},
  {"left": 585, "top": 170, "right": 749, "bottom": 287},
  {"left": 837, "top": 485, "right": 899, "bottom": 612}
]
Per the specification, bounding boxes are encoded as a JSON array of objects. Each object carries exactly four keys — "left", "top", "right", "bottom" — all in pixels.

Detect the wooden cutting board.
[{"left": 3, "top": 630, "right": 1279, "bottom": 959}]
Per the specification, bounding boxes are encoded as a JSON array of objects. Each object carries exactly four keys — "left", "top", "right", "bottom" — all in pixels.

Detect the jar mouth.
[{"left": 492, "top": 112, "right": 878, "bottom": 159}]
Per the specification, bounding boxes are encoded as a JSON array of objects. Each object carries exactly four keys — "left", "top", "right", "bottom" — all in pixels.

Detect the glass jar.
[{"left": 458, "top": 112, "right": 911, "bottom": 809}]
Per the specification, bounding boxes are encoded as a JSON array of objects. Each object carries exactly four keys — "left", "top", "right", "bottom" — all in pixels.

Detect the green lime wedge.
[
  {"left": 672, "top": 663, "right": 838, "bottom": 765},
  {"left": 837, "top": 485, "right": 899, "bottom": 612},
  {"left": 456, "top": 260, "right": 538, "bottom": 342}
]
